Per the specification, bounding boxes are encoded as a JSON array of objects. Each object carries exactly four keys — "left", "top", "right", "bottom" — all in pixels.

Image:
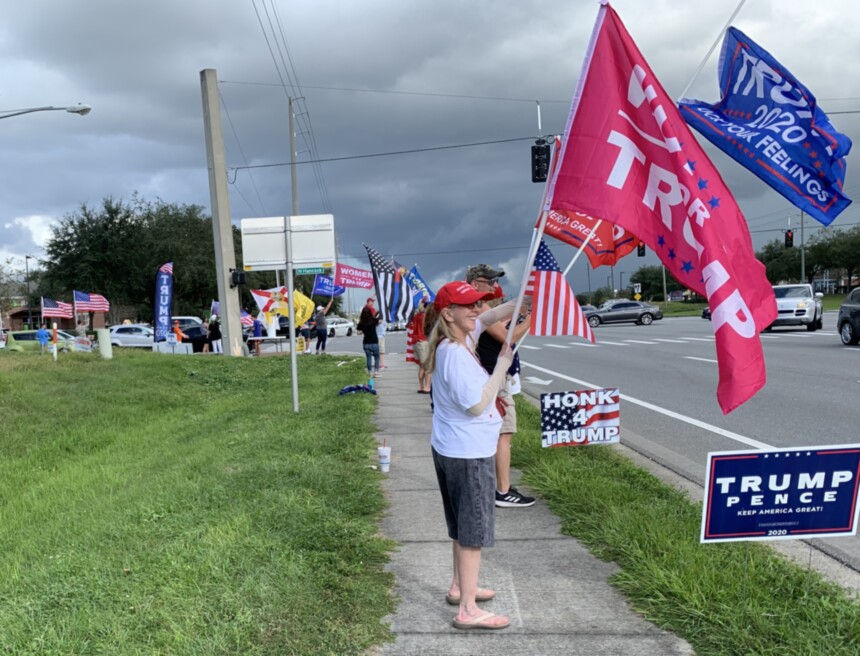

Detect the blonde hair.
[{"left": 424, "top": 306, "right": 474, "bottom": 374}]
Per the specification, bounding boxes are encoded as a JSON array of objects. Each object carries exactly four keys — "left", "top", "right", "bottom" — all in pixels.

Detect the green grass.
[
  {"left": 512, "top": 398, "right": 860, "bottom": 655},
  {"left": 0, "top": 350, "right": 393, "bottom": 655}
]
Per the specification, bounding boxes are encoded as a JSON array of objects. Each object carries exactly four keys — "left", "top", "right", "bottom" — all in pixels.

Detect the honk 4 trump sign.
[
  {"left": 540, "top": 388, "right": 620, "bottom": 448},
  {"left": 701, "top": 445, "right": 860, "bottom": 543}
]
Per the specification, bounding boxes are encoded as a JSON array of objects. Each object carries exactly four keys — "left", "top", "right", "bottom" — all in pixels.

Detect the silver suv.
[{"left": 768, "top": 284, "right": 823, "bottom": 332}]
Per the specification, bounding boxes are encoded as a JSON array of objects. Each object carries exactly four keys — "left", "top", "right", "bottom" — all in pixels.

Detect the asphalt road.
[{"left": 332, "top": 315, "right": 860, "bottom": 571}]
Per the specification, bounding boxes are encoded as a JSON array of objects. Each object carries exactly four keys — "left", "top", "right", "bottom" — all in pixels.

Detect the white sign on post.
[{"left": 241, "top": 214, "right": 335, "bottom": 272}]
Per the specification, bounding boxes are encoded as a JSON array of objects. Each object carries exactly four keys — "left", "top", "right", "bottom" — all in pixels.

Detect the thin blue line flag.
[{"left": 679, "top": 27, "right": 852, "bottom": 226}]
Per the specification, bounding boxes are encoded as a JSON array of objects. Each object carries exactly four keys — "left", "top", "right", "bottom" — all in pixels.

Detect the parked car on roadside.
[
  {"left": 109, "top": 324, "right": 154, "bottom": 348},
  {"left": 586, "top": 301, "right": 663, "bottom": 327},
  {"left": 768, "top": 284, "right": 823, "bottom": 332},
  {"left": 326, "top": 316, "right": 355, "bottom": 337},
  {"left": 172, "top": 315, "right": 203, "bottom": 331},
  {"left": 5, "top": 329, "right": 79, "bottom": 352},
  {"left": 182, "top": 325, "right": 211, "bottom": 353},
  {"left": 837, "top": 287, "right": 860, "bottom": 345}
]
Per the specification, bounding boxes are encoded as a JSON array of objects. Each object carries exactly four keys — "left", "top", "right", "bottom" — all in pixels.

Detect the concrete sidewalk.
[{"left": 370, "top": 357, "right": 694, "bottom": 656}]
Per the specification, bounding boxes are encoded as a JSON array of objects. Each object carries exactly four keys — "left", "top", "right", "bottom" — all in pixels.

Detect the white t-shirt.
[{"left": 430, "top": 320, "right": 503, "bottom": 459}]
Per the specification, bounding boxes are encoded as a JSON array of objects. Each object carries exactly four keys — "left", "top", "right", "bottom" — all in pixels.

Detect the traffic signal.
[
  {"left": 531, "top": 142, "right": 551, "bottom": 183},
  {"left": 785, "top": 229, "right": 794, "bottom": 248},
  {"left": 637, "top": 242, "right": 646, "bottom": 257}
]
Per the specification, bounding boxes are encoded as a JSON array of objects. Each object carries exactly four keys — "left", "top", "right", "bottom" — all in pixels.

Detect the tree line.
[{"left": 585, "top": 225, "right": 860, "bottom": 304}]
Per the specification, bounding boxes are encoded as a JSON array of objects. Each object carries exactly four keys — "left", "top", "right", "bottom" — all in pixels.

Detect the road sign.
[
  {"left": 634, "top": 293, "right": 641, "bottom": 301},
  {"left": 633, "top": 283, "right": 641, "bottom": 294},
  {"left": 295, "top": 267, "right": 324, "bottom": 275}
]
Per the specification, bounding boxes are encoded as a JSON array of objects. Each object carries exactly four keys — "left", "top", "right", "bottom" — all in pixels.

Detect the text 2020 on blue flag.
[{"left": 679, "top": 27, "right": 852, "bottom": 226}]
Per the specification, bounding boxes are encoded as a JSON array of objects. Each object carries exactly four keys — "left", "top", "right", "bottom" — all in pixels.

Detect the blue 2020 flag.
[
  {"left": 679, "top": 27, "right": 852, "bottom": 226},
  {"left": 405, "top": 264, "right": 434, "bottom": 305},
  {"left": 312, "top": 274, "right": 345, "bottom": 297},
  {"left": 154, "top": 262, "right": 173, "bottom": 342}
]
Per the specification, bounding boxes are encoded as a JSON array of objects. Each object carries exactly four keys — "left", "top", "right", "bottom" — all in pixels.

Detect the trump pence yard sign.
[{"left": 701, "top": 445, "right": 860, "bottom": 543}]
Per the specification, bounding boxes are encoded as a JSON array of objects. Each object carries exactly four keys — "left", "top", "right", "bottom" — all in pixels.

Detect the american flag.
[
  {"left": 364, "top": 244, "right": 413, "bottom": 324},
  {"left": 41, "top": 297, "right": 74, "bottom": 319},
  {"left": 240, "top": 310, "right": 254, "bottom": 327},
  {"left": 526, "top": 240, "right": 594, "bottom": 342},
  {"left": 73, "top": 290, "right": 111, "bottom": 313},
  {"left": 159, "top": 262, "right": 173, "bottom": 275}
]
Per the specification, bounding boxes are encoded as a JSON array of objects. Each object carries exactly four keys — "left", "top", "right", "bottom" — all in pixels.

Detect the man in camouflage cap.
[{"left": 466, "top": 264, "right": 535, "bottom": 509}]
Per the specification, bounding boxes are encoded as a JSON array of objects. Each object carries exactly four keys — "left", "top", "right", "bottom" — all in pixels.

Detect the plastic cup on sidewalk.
[{"left": 377, "top": 446, "right": 391, "bottom": 473}]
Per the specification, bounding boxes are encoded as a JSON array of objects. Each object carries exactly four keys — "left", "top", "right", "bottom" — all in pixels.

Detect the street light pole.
[
  {"left": 24, "top": 255, "right": 32, "bottom": 328},
  {"left": 619, "top": 272, "right": 626, "bottom": 294},
  {"left": 0, "top": 104, "right": 91, "bottom": 120}
]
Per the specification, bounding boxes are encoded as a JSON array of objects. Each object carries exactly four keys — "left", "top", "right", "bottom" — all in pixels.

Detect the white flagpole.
[
  {"left": 562, "top": 219, "right": 601, "bottom": 277},
  {"left": 677, "top": 0, "right": 748, "bottom": 101}
]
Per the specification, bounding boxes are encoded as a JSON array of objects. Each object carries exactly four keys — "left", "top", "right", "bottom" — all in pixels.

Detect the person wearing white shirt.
[{"left": 425, "top": 281, "right": 521, "bottom": 631}]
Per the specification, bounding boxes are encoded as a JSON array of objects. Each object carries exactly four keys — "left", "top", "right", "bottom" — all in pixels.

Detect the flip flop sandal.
[
  {"left": 446, "top": 589, "right": 496, "bottom": 605},
  {"left": 452, "top": 611, "right": 509, "bottom": 630}
]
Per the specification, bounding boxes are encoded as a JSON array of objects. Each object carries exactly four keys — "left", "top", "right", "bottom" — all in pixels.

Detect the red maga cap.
[{"left": 434, "top": 281, "right": 495, "bottom": 311}]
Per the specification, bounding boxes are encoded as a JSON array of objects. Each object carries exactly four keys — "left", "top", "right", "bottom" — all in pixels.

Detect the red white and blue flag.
[
  {"left": 41, "top": 297, "right": 73, "bottom": 319},
  {"left": 545, "top": 3, "right": 775, "bottom": 413},
  {"left": 526, "top": 240, "right": 595, "bottom": 343},
  {"left": 159, "top": 262, "right": 174, "bottom": 275},
  {"left": 73, "top": 290, "right": 111, "bottom": 313}
]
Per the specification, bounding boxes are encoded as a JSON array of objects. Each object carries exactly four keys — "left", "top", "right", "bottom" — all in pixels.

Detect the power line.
[
  {"left": 231, "top": 136, "right": 536, "bottom": 172},
  {"left": 220, "top": 79, "right": 568, "bottom": 104}
]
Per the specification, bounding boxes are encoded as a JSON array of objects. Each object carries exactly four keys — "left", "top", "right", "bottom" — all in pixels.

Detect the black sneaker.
[{"left": 495, "top": 486, "right": 535, "bottom": 508}]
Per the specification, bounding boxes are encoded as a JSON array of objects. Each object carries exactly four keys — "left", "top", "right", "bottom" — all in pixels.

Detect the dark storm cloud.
[{"left": 0, "top": 0, "right": 856, "bottom": 291}]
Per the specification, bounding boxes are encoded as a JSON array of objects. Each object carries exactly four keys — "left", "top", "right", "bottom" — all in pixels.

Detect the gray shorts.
[{"left": 432, "top": 447, "right": 496, "bottom": 548}]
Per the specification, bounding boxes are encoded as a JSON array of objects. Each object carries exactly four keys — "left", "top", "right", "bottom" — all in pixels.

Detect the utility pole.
[
  {"left": 286, "top": 97, "right": 300, "bottom": 412},
  {"left": 200, "top": 68, "right": 243, "bottom": 357}
]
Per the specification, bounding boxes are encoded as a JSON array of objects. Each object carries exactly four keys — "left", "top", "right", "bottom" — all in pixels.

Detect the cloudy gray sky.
[{"left": 1, "top": 0, "right": 857, "bottom": 299}]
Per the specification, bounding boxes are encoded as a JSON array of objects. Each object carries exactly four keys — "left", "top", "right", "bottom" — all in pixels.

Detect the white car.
[
  {"left": 110, "top": 324, "right": 154, "bottom": 347},
  {"left": 326, "top": 317, "right": 355, "bottom": 337},
  {"left": 769, "top": 284, "right": 823, "bottom": 332}
]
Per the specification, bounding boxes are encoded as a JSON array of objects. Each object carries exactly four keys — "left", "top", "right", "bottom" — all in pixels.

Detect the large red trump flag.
[{"left": 546, "top": 3, "right": 776, "bottom": 413}]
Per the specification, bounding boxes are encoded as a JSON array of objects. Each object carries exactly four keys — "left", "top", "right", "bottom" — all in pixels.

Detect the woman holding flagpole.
[{"left": 425, "top": 281, "right": 521, "bottom": 631}]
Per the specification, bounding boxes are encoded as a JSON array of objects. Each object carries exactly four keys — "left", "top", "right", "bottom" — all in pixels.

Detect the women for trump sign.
[{"left": 540, "top": 388, "right": 620, "bottom": 448}]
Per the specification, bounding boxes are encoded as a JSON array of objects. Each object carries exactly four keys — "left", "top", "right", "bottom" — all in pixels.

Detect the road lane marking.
[
  {"left": 520, "top": 361, "right": 773, "bottom": 450},
  {"left": 682, "top": 337, "right": 714, "bottom": 342},
  {"left": 568, "top": 342, "right": 599, "bottom": 347},
  {"left": 598, "top": 341, "right": 629, "bottom": 346},
  {"left": 759, "top": 335, "right": 780, "bottom": 339},
  {"left": 518, "top": 344, "right": 541, "bottom": 350},
  {"left": 653, "top": 338, "right": 688, "bottom": 344},
  {"left": 685, "top": 356, "right": 718, "bottom": 364},
  {"left": 545, "top": 344, "right": 570, "bottom": 349},
  {"left": 624, "top": 339, "right": 657, "bottom": 345}
]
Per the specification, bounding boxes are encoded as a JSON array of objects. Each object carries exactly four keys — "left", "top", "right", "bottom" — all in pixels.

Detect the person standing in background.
[
  {"left": 314, "top": 299, "right": 334, "bottom": 354},
  {"left": 411, "top": 300, "right": 431, "bottom": 393},
  {"left": 252, "top": 315, "right": 264, "bottom": 356},
  {"left": 466, "top": 264, "right": 535, "bottom": 509},
  {"left": 209, "top": 315, "right": 223, "bottom": 354}
]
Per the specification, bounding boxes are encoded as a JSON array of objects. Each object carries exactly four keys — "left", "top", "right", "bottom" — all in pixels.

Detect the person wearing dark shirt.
[
  {"left": 467, "top": 264, "right": 535, "bottom": 509},
  {"left": 358, "top": 305, "right": 381, "bottom": 376}
]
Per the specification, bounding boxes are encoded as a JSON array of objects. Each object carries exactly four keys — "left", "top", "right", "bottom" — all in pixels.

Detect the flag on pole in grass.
[
  {"left": 526, "top": 240, "right": 594, "bottom": 343},
  {"left": 544, "top": 3, "right": 775, "bottom": 413},
  {"left": 41, "top": 297, "right": 73, "bottom": 319},
  {"left": 154, "top": 262, "right": 173, "bottom": 342},
  {"left": 73, "top": 290, "right": 110, "bottom": 313},
  {"left": 364, "top": 244, "right": 414, "bottom": 324}
]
